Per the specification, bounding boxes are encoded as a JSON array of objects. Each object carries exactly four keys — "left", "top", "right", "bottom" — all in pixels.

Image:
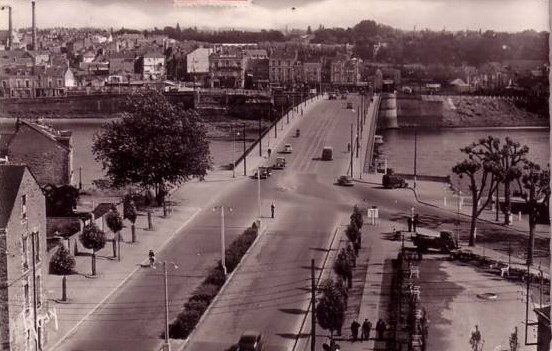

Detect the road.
[
  {"left": 52, "top": 95, "right": 363, "bottom": 351},
  {"left": 184, "top": 96, "right": 364, "bottom": 351}
]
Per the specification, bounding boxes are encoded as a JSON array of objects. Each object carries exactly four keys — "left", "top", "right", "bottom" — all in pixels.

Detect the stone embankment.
[{"left": 441, "top": 96, "right": 549, "bottom": 128}]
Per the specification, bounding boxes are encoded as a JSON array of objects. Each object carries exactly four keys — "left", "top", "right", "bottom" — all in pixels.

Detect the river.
[{"left": 378, "top": 127, "right": 550, "bottom": 187}]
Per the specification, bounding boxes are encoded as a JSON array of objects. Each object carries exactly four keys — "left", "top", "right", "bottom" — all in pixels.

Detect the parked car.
[
  {"left": 328, "top": 92, "right": 337, "bottom": 100},
  {"left": 382, "top": 173, "right": 408, "bottom": 188},
  {"left": 282, "top": 144, "right": 293, "bottom": 153},
  {"left": 346, "top": 102, "right": 353, "bottom": 109},
  {"left": 412, "top": 230, "right": 458, "bottom": 253},
  {"left": 337, "top": 175, "right": 354, "bottom": 186},
  {"left": 237, "top": 331, "right": 264, "bottom": 351}
]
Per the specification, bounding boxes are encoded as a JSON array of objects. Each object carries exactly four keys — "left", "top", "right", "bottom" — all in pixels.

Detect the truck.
[
  {"left": 412, "top": 230, "right": 458, "bottom": 253},
  {"left": 382, "top": 173, "right": 408, "bottom": 189}
]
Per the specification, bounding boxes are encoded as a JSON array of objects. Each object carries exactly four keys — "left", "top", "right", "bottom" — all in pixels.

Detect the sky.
[{"left": 0, "top": 0, "right": 549, "bottom": 33}]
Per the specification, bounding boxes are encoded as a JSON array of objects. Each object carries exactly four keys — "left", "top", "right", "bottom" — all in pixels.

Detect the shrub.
[
  {"left": 169, "top": 309, "right": 202, "bottom": 339},
  {"left": 345, "top": 222, "right": 360, "bottom": 244},
  {"left": 205, "top": 266, "right": 227, "bottom": 286},
  {"left": 190, "top": 283, "right": 220, "bottom": 304},
  {"left": 49, "top": 245, "right": 75, "bottom": 275},
  {"left": 168, "top": 224, "right": 259, "bottom": 338},
  {"left": 351, "top": 205, "right": 364, "bottom": 229}
]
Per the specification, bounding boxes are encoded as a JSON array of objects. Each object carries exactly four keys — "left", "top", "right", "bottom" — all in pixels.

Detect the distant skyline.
[{"left": 0, "top": 0, "right": 549, "bottom": 33}]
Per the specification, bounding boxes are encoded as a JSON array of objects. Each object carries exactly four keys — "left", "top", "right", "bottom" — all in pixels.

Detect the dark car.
[
  {"left": 328, "top": 93, "right": 337, "bottom": 100},
  {"left": 253, "top": 167, "right": 269, "bottom": 179},
  {"left": 346, "top": 102, "right": 353, "bottom": 109},
  {"left": 272, "top": 157, "right": 286, "bottom": 170},
  {"left": 237, "top": 332, "right": 264, "bottom": 351}
]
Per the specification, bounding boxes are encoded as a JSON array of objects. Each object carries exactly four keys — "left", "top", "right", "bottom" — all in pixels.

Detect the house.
[
  {"left": 209, "top": 48, "right": 247, "bottom": 88},
  {"left": 245, "top": 58, "right": 269, "bottom": 90},
  {"left": 7, "top": 120, "right": 73, "bottom": 187},
  {"left": 244, "top": 49, "right": 268, "bottom": 60},
  {"left": 141, "top": 51, "right": 166, "bottom": 80},
  {"left": 108, "top": 51, "right": 136, "bottom": 75},
  {"left": 0, "top": 164, "right": 48, "bottom": 351},
  {"left": 269, "top": 49, "right": 298, "bottom": 88},
  {"left": 302, "top": 60, "right": 322, "bottom": 87},
  {"left": 0, "top": 66, "right": 37, "bottom": 98},
  {"left": 27, "top": 51, "right": 50, "bottom": 66},
  {"left": 535, "top": 306, "right": 550, "bottom": 351},
  {"left": 82, "top": 50, "right": 96, "bottom": 63},
  {"left": 331, "top": 55, "right": 361, "bottom": 86},
  {"left": 187, "top": 47, "right": 213, "bottom": 75}
]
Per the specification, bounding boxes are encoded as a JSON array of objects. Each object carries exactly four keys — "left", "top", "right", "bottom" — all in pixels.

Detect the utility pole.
[
  {"left": 258, "top": 114, "right": 262, "bottom": 157},
  {"left": 495, "top": 183, "right": 499, "bottom": 221},
  {"left": 232, "top": 124, "right": 236, "bottom": 178},
  {"left": 311, "top": 259, "right": 316, "bottom": 351},
  {"left": 78, "top": 167, "right": 82, "bottom": 190},
  {"left": 160, "top": 261, "right": 178, "bottom": 351},
  {"left": 242, "top": 124, "right": 247, "bottom": 176},
  {"left": 257, "top": 167, "right": 261, "bottom": 220},
  {"left": 273, "top": 108, "right": 277, "bottom": 139},
  {"left": 350, "top": 123, "right": 354, "bottom": 177},
  {"left": 356, "top": 107, "right": 360, "bottom": 158},
  {"left": 214, "top": 206, "right": 231, "bottom": 275},
  {"left": 413, "top": 130, "right": 418, "bottom": 189}
]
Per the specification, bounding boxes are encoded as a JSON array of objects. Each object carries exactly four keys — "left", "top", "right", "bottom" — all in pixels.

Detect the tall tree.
[
  {"left": 49, "top": 245, "right": 76, "bottom": 301},
  {"left": 123, "top": 195, "right": 138, "bottom": 242},
  {"left": 106, "top": 209, "right": 124, "bottom": 259},
  {"left": 316, "top": 278, "right": 347, "bottom": 339},
  {"left": 80, "top": 223, "right": 106, "bottom": 276},
  {"left": 517, "top": 162, "right": 550, "bottom": 265},
  {"left": 496, "top": 137, "right": 529, "bottom": 225},
  {"left": 452, "top": 136, "right": 501, "bottom": 246},
  {"left": 93, "top": 90, "right": 212, "bottom": 205}
]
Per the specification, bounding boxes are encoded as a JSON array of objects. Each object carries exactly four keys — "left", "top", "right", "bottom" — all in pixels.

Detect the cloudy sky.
[{"left": 0, "top": 0, "right": 549, "bottom": 32}]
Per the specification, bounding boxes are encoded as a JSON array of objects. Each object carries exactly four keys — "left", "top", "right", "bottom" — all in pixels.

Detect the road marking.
[{"left": 47, "top": 207, "right": 203, "bottom": 351}]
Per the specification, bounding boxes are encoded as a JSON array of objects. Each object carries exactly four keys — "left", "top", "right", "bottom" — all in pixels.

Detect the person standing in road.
[
  {"left": 268, "top": 148, "right": 272, "bottom": 158},
  {"left": 361, "top": 319, "right": 372, "bottom": 341},
  {"left": 350, "top": 320, "right": 360, "bottom": 342},
  {"left": 271, "top": 202, "right": 275, "bottom": 219}
]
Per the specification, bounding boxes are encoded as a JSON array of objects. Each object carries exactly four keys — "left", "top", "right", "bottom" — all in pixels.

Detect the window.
[
  {"left": 48, "top": 80, "right": 52, "bottom": 88},
  {"left": 25, "top": 80, "right": 30, "bottom": 88},
  {"left": 36, "top": 275, "right": 42, "bottom": 307},
  {"left": 2, "top": 80, "right": 7, "bottom": 88},
  {"left": 22, "top": 236, "right": 29, "bottom": 271},
  {"left": 34, "top": 233, "right": 40, "bottom": 263},
  {"left": 24, "top": 282, "right": 30, "bottom": 314},
  {"left": 16, "top": 79, "right": 22, "bottom": 88},
  {"left": 21, "top": 195, "right": 27, "bottom": 221},
  {"left": 57, "top": 79, "right": 63, "bottom": 87}
]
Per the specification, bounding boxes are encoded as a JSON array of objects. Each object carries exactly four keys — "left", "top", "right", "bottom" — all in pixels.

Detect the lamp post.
[
  {"left": 232, "top": 124, "right": 236, "bottom": 178},
  {"left": 242, "top": 123, "right": 246, "bottom": 176},
  {"left": 154, "top": 261, "right": 178, "bottom": 351},
  {"left": 257, "top": 167, "right": 261, "bottom": 220},
  {"left": 413, "top": 130, "right": 418, "bottom": 189},
  {"left": 456, "top": 190, "right": 462, "bottom": 246},
  {"left": 213, "top": 206, "right": 232, "bottom": 275}
]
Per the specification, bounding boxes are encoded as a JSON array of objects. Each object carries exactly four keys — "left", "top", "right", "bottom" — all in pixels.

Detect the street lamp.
[
  {"left": 213, "top": 205, "right": 232, "bottom": 275},
  {"left": 153, "top": 261, "right": 178, "bottom": 351},
  {"left": 232, "top": 124, "right": 237, "bottom": 178},
  {"left": 413, "top": 130, "right": 418, "bottom": 189}
]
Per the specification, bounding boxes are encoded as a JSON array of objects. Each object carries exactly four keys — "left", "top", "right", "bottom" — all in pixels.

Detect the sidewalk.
[{"left": 45, "top": 94, "right": 323, "bottom": 350}]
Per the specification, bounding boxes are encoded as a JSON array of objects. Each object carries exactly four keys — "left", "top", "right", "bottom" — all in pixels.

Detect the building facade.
[
  {"left": 0, "top": 164, "right": 48, "bottom": 351},
  {"left": 269, "top": 50, "right": 298, "bottom": 87},
  {"left": 141, "top": 52, "right": 165, "bottom": 80},
  {"left": 209, "top": 49, "right": 246, "bottom": 88},
  {"left": 7, "top": 120, "right": 73, "bottom": 186}
]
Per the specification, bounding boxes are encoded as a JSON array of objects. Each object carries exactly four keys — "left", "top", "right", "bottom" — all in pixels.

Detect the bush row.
[{"left": 169, "top": 224, "right": 259, "bottom": 339}]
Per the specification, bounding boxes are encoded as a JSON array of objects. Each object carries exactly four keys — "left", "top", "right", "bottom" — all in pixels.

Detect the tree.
[
  {"left": 350, "top": 205, "right": 364, "bottom": 229},
  {"left": 123, "top": 195, "right": 138, "bottom": 242},
  {"left": 105, "top": 209, "right": 124, "bottom": 259},
  {"left": 469, "top": 325, "right": 484, "bottom": 351},
  {"left": 452, "top": 136, "right": 502, "bottom": 246},
  {"left": 49, "top": 245, "right": 75, "bottom": 301},
  {"left": 316, "top": 278, "right": 347, "bottom": 338},
  {"left": 334, "top": 248, "right": 353, "bottom": 288},
  {"left": 345, "top": 222, "right": 360, "bottom": 246},
  {"left": 517, "top": 162, "right": 550, "bottom": 265},
  {"left": 80, "top": 223, "right": 106, "bottom": 276},
  {"left": 93, "top": 90, "right": 212, "bottom": 206},
  {"left": 306, "top": 25, "right": 312, "bottom": 35},
  {"left": 496, "top": 137, "right": 529, "bottom": 225},
  {"left": 43, "top": 184, "right": 79, "bottom": 217}
]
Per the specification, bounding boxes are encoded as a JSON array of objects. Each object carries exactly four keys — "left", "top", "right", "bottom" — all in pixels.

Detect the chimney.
[
  {"left": 1, "top": 6, "right": 13, "bottom": 50},
  {"left": 32, "top": 1, "right": 36, "bottom": 51}
]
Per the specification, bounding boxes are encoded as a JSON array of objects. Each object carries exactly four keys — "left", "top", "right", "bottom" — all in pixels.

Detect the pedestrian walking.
[
  {"left": 407, "top": 217, "right": 413, "bottom": 232},
  {"left": 350, "top": 320, "right": 360, "bottom": 342},
  {"left": 347, "top": 142, "right": 351, "bottom": 152},
  {"left": 361, "top": 319, "right": 372, "bottom": 341},
  {"left": 148, "top": 249, "right": 155, "bottom": 267},
  {"left": 376, "top": 319, "right": 386, "bottom": 340},
  {"left": 271, "top": 202, "right": 275, "bottom": 219},
  {"left": 267, "top": 148, "right": 272, "bottom": 158}
]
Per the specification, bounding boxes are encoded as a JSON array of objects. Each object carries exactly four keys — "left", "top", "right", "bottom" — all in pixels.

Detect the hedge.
[{"left": 169, "top": 224, "right": 258, "bottom": 339}]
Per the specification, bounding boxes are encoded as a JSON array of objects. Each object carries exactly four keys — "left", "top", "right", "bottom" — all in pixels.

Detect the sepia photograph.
[{"left": 0, "top": 0, "right": 550, "bottom": 350}]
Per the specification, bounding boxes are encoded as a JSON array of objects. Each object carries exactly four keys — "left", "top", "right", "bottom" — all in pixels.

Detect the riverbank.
[{"left": 442, "top": 96, "right": 549, "bottom": 128}]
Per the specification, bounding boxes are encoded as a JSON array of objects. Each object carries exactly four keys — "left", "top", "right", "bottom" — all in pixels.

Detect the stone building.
[
  {"left": 0, "top": 164, "right": 48, "bottom": 351},
  {"left": 6, "top": 120, "right": 73, "bottom": 187},
  {"left": 269, "top": 49, "right": 297, "bottom": 88},
  {"left": 209, "top": 48, "right": 246, "bottom": 88}
]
